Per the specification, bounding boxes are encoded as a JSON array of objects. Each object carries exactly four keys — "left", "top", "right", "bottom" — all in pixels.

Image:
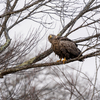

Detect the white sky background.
[{"left": 0, "top": 0, "right": 100, "bottom": 83}]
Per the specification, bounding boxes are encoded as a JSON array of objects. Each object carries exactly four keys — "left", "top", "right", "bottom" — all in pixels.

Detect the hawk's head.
[{"left": 48, "top": 34, "right": 57, "bottom": 43}]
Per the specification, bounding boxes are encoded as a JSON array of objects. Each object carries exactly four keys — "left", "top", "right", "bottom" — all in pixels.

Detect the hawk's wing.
[
  {"left": 57, "top": 36, "right": 78, "bottom": 47},
  {"left": 59, "top": 40, "right": 81, "bottom": 57}
]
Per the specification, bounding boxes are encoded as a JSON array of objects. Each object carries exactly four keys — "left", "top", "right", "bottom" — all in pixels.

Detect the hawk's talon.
[
  {"left": 57, "top": 59, "right": 62, "bottom": 62},
  {"left": 62, "top": 57, "right": 67, "bottom": 64}
]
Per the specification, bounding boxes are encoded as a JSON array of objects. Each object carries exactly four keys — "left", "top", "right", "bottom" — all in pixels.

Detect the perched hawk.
[{"left": 48, "top": 34, "right": 83, "bottom": 63}]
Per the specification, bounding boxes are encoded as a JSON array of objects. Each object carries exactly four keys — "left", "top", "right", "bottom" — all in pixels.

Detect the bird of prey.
[{"left": 48, "top": 34, "right": 83, "bottom": 63}]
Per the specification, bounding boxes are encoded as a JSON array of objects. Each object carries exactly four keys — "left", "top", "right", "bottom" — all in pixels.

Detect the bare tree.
[
  {"left": 0, "top": 0, "right": 100, "bottom": 100},
  {"left": 0, "top": 0, "right": 100, "bottom": 77}
]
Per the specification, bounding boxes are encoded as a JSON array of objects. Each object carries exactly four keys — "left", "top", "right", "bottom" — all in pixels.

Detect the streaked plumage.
[{"left": 48, "top": 34, "right": 82, "bottom": 62}]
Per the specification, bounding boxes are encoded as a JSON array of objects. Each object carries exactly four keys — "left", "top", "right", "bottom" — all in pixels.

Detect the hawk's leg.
[
  {"left": 62, "top": 57, "right": 67, "bottom": 64},
  {"left": 57, "top": 58, "right": 62, "bottom": 62}
]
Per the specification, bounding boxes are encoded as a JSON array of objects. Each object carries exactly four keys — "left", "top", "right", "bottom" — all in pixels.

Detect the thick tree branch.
[{"left": 0, "top": 49, "right": 100, "bottom": 78}]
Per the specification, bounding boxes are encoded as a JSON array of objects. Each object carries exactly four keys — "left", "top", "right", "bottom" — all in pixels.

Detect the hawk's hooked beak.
[{"left": 49, "top": 35, "right": 52, "bottom": 38}]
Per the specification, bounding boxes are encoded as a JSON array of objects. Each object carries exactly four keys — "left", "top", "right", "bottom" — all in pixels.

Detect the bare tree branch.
[
  {"left": 0, "top": 29, "right": 11, "bottom": 53},
  {"left": 0, "top": 48, "right": 100, "bottom": 78},
  {"left": 58, "top": 0, "right": 95, "bottom": 36}
]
